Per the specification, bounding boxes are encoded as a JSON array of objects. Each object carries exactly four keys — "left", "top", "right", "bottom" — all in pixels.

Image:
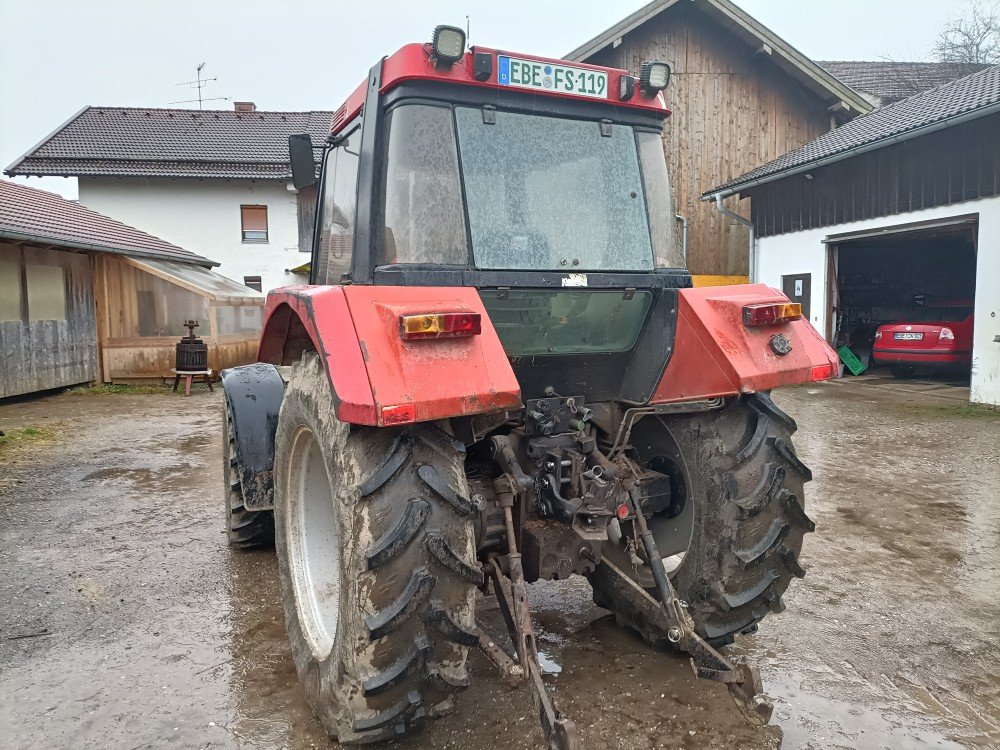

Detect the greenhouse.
[{"left": 95, "top": 255, "right": 264, "bottom": 382}]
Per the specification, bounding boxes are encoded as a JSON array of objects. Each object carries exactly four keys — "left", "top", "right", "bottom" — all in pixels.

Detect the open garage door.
[{"left": 827, "top": 215, "right": 978, "bottom": 380}]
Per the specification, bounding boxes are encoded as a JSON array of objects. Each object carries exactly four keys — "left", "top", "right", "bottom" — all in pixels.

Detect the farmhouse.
[
  {"left": 566, "top": 0, "right": 872, "bottom": 281},
  {"left": 0, "top": 180, "right": 262, "bottom": 398},
  {"left": 5, "top": 103, "right": 333, "bottom": 293},
  {"left": 705, "top": 64, "right": 1000, "bottom": 406}
]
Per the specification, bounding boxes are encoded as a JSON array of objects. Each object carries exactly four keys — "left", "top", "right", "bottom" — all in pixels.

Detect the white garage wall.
[
  {"left": 755, "top": 195, "right": 1000, "bottom": 406},
  {"left": 79, "top": 177, "right": 310, "bottom": 293}
]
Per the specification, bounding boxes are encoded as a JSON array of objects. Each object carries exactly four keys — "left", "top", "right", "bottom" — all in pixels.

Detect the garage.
[
  {"left": 827, "top": 216, "right": 978, "bottom": 378},
  {"left": 705, "top": 64, "right": 1000, "bottom": 406}
]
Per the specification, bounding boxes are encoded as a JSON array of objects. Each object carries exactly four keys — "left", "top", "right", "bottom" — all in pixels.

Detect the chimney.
[{"left": 234, "top": 101, "right": 257, "bottom": 112}]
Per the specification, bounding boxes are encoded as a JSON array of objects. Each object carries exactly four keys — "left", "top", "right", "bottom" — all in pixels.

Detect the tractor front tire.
[
  {"left": 273, "top": 353, "right": 479, "bottom": 744},
  {"left": 223, "top": 399, "right": 274, "bottom": 548},
  {"left": 591, "top": 392, "right": 814, "bottom": 647}
]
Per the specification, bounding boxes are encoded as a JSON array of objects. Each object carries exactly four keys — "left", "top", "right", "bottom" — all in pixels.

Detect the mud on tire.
[
  {"left": 591, "top": 392, "right": 815, "bottom": 646},
  {"left": 273, "top": 353, "right": 479, "bottom": 744},
  {"left": 223, "top": 399, "right": 274, "bottom": 548}
]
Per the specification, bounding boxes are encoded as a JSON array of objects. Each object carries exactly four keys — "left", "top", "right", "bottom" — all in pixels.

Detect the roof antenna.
[
  {"left": 171, "top": 62, "right": 231, "bottom": 109},
  {"left": 466, "top": 15, "right": 471, "bottom": 48}
]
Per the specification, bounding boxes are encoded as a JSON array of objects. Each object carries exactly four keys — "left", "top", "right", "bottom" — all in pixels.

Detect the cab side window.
[
  {"left": 316, "top": 125, "right": 360, "bottom": 284},
  {"left": 381, "top": 105, "right": 468, "bottom": 265}
]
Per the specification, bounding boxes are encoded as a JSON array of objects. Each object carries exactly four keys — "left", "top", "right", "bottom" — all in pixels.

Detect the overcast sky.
[{"left": 0, "top": 0, "right": 978, "bottom": 199}]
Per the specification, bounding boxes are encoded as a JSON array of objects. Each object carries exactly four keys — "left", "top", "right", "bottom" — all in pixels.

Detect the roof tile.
[
  {"left": 819, "top": 60, "right": 991, "bottom": 102},
  {"left": 6, "top": 107, "right": 334, "bottom": 180}
]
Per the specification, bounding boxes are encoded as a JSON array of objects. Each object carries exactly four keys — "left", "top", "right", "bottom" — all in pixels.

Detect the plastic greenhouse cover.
[{"left": 131, "top": 259, "right": 264, "bottom": 300}]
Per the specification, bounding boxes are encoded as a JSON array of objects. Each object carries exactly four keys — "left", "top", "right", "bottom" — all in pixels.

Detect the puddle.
[{"left": 536, "top": 649, "right": 562, "bottom": 675}]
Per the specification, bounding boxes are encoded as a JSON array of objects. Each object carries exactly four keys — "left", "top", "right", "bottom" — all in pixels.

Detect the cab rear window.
[{"left": 479, "top": 289, "right": 652, "bottom": 356}]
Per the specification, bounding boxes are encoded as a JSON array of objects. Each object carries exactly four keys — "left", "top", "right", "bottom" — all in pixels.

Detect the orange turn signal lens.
[
  {"left": 743, "top": 302, "right": 803, "bottom": 327},
  {"left": 399, "top": 312, "right": 482, "bottom": 340}
]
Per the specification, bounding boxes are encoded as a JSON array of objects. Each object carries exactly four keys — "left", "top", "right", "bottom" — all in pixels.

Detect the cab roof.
[{"left": 330, "top": 43, "right": 669, "bottom": 135}]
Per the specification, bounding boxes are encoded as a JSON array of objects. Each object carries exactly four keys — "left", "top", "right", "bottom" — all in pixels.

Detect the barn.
[
  {"left": 704, "top": 65, "right": 1000, "bottom": 406},
  {"left": 0, "top": 181, "right": 263, "bottom": 398},
  {"left": 566, "top": 0, "right": 871, "bottom": 282}
]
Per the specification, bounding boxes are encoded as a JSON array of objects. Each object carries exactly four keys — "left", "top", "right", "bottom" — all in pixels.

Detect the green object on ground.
[{"left": 837, "top": 345, "right": 866, "bottom": 376}]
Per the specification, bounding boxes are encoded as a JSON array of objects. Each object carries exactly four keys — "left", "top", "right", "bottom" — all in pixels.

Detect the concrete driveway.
[{"left": 1, "top": 381, "right": 997, "bottom": 749}]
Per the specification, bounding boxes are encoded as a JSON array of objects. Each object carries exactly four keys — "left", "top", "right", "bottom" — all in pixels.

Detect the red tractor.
[{"left": 221, "top": 26, "right": 838, "bottom": 749}]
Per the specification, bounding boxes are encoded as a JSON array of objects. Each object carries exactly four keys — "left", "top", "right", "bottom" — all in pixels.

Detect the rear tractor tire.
[
  {"left": 273, "top": 352, "right": 480, "bottom": 744},
  {"left": 591, "top": 392, "right": 815, "bottom": 647},
  {"left": 223, "top": 399, "right": 274, "bottom": 548}
]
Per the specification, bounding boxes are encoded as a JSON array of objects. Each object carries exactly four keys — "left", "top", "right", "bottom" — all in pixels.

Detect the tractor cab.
[{"left": 290, "top": 30, "right": 685, "bottom": 402}]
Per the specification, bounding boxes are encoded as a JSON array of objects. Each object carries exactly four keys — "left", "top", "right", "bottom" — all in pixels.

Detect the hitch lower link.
[
  {"left": 624, "top": 487, "right": 774, "bottom": 725},
  {"left": 476, "top": 444, "right": 770, "bottom": 750},
  {"left": 483, "top": 497, "right": 578, "bottom": 749}
]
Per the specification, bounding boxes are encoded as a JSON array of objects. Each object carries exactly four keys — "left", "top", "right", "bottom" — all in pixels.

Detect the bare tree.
[{"left": 934, "top": 1, "right": 1000, "bottom": 63}]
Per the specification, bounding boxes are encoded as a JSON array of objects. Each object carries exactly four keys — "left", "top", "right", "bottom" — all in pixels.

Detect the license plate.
[
  {"left": 497, "top": 56, "right": 608, "bottom": 99},
  {"left": 894, "top": 332, "right": 924, "bottom": 340}
]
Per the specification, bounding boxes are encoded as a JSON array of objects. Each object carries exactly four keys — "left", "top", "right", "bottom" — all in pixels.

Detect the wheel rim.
[{"left": 286, "top": 425, "right": 341, "bottom": 661}]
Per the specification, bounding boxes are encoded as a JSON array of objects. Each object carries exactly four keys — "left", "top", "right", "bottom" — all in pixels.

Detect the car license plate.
[
  {"left": 497, "top": 56, "right": 608, "bottom": 99},
  {"left": 894, "top": 332, "right": 924, "bottom": 340}
]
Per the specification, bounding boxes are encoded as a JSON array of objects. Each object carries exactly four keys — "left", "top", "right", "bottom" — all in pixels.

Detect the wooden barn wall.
[
  {"left": 587, "top": 5, "right": 832, "bottom": 275},
  {"left": 100, "top": 338, "right": 259, "bottom": 382},
  {"left": 0, "top": 242, "right": 97, "bottom": 399},
  {"left": 747, "top": 113, "right": 1000, "bottom": 236}
]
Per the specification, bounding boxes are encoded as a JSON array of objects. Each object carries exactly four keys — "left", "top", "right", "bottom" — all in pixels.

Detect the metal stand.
[{"left": 171, "top": 368, "right": 214, "bottom": 396}]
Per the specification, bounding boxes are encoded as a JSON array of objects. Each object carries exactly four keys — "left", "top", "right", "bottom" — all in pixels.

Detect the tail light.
[
  {"left": 811, "top": 363, "right": 836, "bottom": 381},
  {"left": 381, "top": 404, "right": 416, "bottom": 425},
  {"left": 743, "top": 302, "right": 802, "bottom": 327},
  {"left": 400, "top": 312, "right": 482, "bottom": 340},
  {"left": 940, "top": 327, "right": 955, "bottom": 340}
]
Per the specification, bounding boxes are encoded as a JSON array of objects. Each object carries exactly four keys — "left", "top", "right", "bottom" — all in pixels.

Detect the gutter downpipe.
[
  {"left": 675, "top": 214, "right": 688, "bottom": 262},
  {"left": 711, "top": 194, "right": 756, "bottom": 282}
]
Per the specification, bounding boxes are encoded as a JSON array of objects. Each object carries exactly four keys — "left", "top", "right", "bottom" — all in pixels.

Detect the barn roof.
[
  {"left": 706, "top": 64, "right": 1000, "bottom": 199},
  {"left": 565, "top": 0, "right": 872, "bottom": 117},
  {"left": 0, "top": 180, "right": 217, "bottom": 267},
  {"left": 819, "top": 60, "right": 992, "bottom": 104},
  {"left": 5, "top": 106, "right": 334, "bottom": 180}
]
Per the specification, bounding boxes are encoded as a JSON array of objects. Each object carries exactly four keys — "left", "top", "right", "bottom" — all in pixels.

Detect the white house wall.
[
  {"left": 755, "top": 195, "right": 1000, "bottom": 406},
  {"left": 78, "top": 177, "right": 309, "bottom": 293}
]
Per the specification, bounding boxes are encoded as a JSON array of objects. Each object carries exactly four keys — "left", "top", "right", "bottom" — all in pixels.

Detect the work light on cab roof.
[
  {"left": 431, "top": 24, "right": 466, "bottom": 67},
  {"left": 639, "top": 61, "right": 671, "bottom": 96}
]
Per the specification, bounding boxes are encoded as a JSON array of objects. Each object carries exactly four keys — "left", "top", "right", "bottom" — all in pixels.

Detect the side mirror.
[{"left": 289, "top": 133, "right": 317, "bottom": 189}]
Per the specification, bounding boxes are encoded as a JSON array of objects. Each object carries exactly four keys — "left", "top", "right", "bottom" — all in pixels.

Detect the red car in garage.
[{"left": 873, "top": 300, "right": 975, "bottom": 377}]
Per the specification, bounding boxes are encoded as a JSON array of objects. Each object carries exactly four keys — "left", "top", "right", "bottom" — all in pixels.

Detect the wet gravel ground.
[{"left": 1, "top": 380, "right": 998, "bottom": 749}]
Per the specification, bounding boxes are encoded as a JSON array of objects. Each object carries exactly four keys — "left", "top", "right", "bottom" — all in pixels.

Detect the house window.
[
  {"left": 25, "top": 264, "right": 66, "bottom": 321},
  {"left": 241, "top": 205, "right": 268, "bottom": 243},
  {"left": 243, "top": 275, "right": 262, "bottom": 292},
  {"left": 0, "top": 260, "right": 22, "bottom": 322}
]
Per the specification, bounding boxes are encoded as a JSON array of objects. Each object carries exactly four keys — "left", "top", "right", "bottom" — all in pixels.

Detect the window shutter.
[{"left": 241, "top": 205, "right": 268, "bottom": 241}]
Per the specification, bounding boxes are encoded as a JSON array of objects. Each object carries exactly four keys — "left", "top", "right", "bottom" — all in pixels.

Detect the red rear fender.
[
  {"left": 651, "top": 284, "right": 839, "bottom": 403},
  {"left": 258, "top": 285, "right": 522, "bottom": 426}
]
